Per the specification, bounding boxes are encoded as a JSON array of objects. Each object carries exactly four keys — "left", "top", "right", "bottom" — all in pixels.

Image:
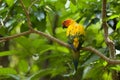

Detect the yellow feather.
[
  {"left": 66, "top": 22, "right": 85, "bottom": 37},
  {"left": 73, "top": 37, "right": 79, "bottom": 48}
]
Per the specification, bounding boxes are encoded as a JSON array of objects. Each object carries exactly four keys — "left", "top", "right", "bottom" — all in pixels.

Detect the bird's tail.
[{"left": 72, "top": 50, "right": 80, "bottom": 71}]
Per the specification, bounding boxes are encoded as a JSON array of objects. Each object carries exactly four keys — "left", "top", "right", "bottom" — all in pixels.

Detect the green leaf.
[
  {"left": 110, "top": 65, "right": 120, "bottom": 71},
  {"left": 0, "top": 68, "right": 17, "bottom": 75},
  {"left": 44, "top": 5, "right": 54, "bottom": 13},
  {"left": 40, "top": 47, "right": 54, "bottom": 55},
  {"left": 0, "top": 27, "right": 7, "bottom": 36},
  {"left": 70, "top": 2, "right": 77, "bottom": 13},
  {"left": 34, "top": 11, "right": 45, "bottom": 21},
  {"left": 5, "top": 19, "right": 16, "bottom": 28},
  {"left": 37, "top": 18, "right": 46, "bottom": 31},
  {"left": 18, "top": 60, "right": 29, "bottom": 73},
  {"left": 0, "top": 50, "right": 17, "bottom": 57},
  {"left": 102, "top": 71, "right": 112, "bottom": 80},
  {"left": 5, "top": 0, "right": 14, "bottom": 7},
  {"left": 20, "top": 23, "right": 29, "bottom": 32},
  {"left": 116, "top": 21, "right": 120, "bottom": 30},
  {"left": 56, "top": 46, "right": 69, "bottom": 53},
  {"left": 15, "top": 37, "right": 31, "bottom": 49},
  {"left": 33, "top": 8, "right": 46, "bottom": 32},
  {"left": 107, "top": 15, "right": 119, "bottom": 20},
  {"left": 83, "top": 63, "right": 104, "bottom": 79},
  {"left": 44, "top": 0, "right": 58, "bottom": 2},
  {"left": 29, "top": 69, "right": 52, "bottom": 80},
  {"left": 70, "top": 0, "right": 77, "bottom": 5},
  {"left": 22, "top": 0, "right": 31, "bottom": 8},
  {"left": 82, "top": 54, "right": 99, "bottom": 66}
]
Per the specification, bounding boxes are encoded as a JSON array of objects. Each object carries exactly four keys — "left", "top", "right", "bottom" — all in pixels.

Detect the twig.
[
  {"left": 102, "top": 0, "right": 116, "bottom": 59},
  {"left": 20, "top": 0, "right": 33, "bottom": 30},
  {"left": 0, "top": 40, "right": 6, "bottom": 43},
  {"left": 32, "top": 30, "right": 70, "bottom": 48},
  {"left": 0, "top": 30, "right": 32, "bottom": 42},
  {"left": 82, "top": 47, "right": 109, "bottom": 61},
  {"left": 28, "top": 0, "right": 39, "bottom": 11},
  {"left": 82, "top": 47, "right": 120, "bottom": 64}
]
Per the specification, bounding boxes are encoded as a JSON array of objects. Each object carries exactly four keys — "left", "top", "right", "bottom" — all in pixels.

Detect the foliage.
[{"left": 0, "top": 0, "right": 120, "bottom": 80}]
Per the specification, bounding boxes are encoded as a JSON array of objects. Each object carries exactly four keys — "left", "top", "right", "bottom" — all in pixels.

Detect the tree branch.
[
  {"left": 0, "top": 29, "right": 120, "bottom": 64},
  {"left": 102, "top": 0, "right": 117, "bottom": 79},
  {"left": 28, "top": 0, "right": 38, "bottom": 11},
  {"left": 0, "top": 30, "right": 32, "bottom": 43},
  {"left": 0, "top": 0, "right": 120, "bottom": 66},
  {"left": 82, "top": 47, "right": 120, "bottom": 64},
  {"left": 32, "top": 30, "right": 70, "bottom": 48},
  {"left": 102, "top": 0, "right": 116, "bottom": 59},
  {"left": 20, "top": 0, "right": 33, "bottom": 30}
]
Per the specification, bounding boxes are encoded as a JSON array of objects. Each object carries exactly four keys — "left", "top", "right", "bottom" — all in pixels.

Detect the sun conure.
[{"left": 62, "top": 19, "right": 85, "bottom": 71}]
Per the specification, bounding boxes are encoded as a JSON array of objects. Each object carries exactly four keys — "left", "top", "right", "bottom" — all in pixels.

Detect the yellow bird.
[{"left": 62, "top": 19, "right": 85, "bottom": 70}]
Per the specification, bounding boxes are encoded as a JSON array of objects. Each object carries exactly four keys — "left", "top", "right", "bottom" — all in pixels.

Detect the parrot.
[{"left": 62, "top": 19, "right": 85, "bottom": 71}]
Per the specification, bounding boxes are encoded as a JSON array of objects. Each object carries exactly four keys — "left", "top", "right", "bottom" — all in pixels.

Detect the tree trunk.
[{"left": 0, "top": 39, "right": 9, "bottom": 67}]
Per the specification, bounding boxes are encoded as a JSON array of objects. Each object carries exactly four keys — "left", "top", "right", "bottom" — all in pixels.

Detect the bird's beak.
[
  {"left": 62, "top": 25, "right": 67, "bottom": 29},
  {"left": 62, "top": 22, "right": 67, "bottom": 28}
]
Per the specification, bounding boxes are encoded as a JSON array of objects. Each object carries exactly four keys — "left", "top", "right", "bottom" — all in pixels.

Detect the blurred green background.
[{"left": 0, "top": 0, "right": 120, "bottom": 80}]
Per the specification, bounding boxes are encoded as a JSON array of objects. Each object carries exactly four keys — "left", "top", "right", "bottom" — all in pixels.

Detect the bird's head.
[{"left": 62, "top": 19, "right": 75, "bottom": 28}]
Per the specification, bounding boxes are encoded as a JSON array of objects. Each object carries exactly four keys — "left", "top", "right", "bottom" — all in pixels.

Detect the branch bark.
[
  {"left": 0, "top": 30, "right": 31, "bottom": 43},
  {"left": 102, "top": 0, "right": 117, "bottom": 80},
  {"left": 102, "top": 0, "right": 116, "bottom": 59},
  {"left": 20, "top": 0, "right": 33, "bottom": 30},
  {"left": 82, "top": 47, "right": 120, "bottom": 64},
  {"left": 32, "top": 30, "right": 70, "bottom": 48}
]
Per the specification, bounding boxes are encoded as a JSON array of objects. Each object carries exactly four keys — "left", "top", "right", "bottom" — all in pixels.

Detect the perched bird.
[{"left": 62, "top": 19, "right": 85, "bottom": 71}]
